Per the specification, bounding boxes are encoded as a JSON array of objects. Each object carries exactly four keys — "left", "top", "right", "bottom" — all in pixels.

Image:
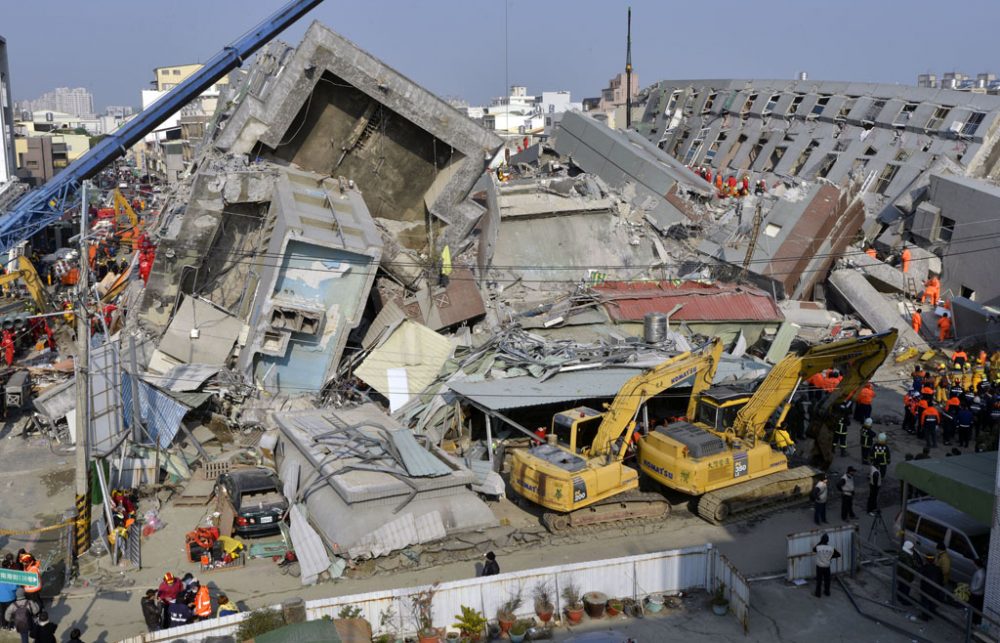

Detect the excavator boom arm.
[
  {"left": 590, "top": 338, "right": 724, "bottom": 459},
  {"left": 731, "top": 329, "right": 898, "bottom": 438}
]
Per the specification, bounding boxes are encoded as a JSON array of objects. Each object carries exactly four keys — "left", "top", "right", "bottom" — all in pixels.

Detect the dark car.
[{"left": 216, "top": 468, "right": 288, "bottom": 538}]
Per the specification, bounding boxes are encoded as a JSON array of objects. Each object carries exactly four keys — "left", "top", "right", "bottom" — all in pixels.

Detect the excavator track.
[
  {"left": 697, "top": 466, "right": 821, "bottom": 524},
  {"left": 542, "top": 490, "right": 671, "bottom": 533}
]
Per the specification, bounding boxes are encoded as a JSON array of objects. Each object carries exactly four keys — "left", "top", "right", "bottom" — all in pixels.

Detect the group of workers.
[
  {"left": 902, "top": 356, "right": 1000, "bottom": 451},
  {"left": 146, "top": 573, "right": 239, "bottom": 632},
  {"left": 690, "top": 166, "right": 768, "bottom": 199}
]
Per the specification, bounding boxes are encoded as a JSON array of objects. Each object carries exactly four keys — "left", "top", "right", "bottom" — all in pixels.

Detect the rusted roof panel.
[{"left": 596, "top": 281, "right": 783, "bottom": 323}]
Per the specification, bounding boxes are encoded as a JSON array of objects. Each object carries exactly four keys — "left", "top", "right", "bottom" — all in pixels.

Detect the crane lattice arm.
[{"left": 0, "top": 0, "right": 325, "bottom": 255}]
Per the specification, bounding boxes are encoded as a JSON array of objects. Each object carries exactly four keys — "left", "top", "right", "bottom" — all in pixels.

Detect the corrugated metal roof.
[
  {"left": 386, "top": 429, "right": 451, "bottom": 477},
  {"left": 596, "top": 281, "right": 783, "bottom": 323},
  {"left": 448, "top": 367, "right": 645, "bottom": 411},
  {"left": 142, "top": 363, "right": 220, "bottom": 391},
  {"left": 121, "top": 373, "right": 191, "bottom": 449},
  {"left": 288, "top": 503, "right": 332, "bottom": 585}
]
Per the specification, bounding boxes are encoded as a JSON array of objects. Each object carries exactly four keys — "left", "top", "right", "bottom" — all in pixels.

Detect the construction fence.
[
  {"left": 786, "top": 524, "right": 858, "bottom": 582},
  {"left": 123, "top": 544, "right": 751, "bottom": 642}
]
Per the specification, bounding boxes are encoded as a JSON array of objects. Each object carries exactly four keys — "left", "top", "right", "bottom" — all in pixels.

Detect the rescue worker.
[
  {"left": 897, "top": 541, "right": 922, "bottom": 604},
  {"left": 921, "top": 274, "right": 940, "bottom": 304},
  {"left": 952, "top": 347, "right": 969, "bottom": 367},
  {"left": 911, "top": 364, "right": 927, "bottom": 391},
  {"left": 901, "top": 244, "right": 911, "bottom": 274},
  {"left": 934, "top": 541, "right": 952, "bottom": 587},
  {"left": 937, "top": 311, "right": 952, "bottom": 342},
  {"left": 921, "top": 403, "right": 941, "bottom": 448},
  {"left": 865, "top": 246, "right": 877, "bottom": 259},
  {"left": 193, "top": 583, "right": 211, "bottom": 621},
  {"left": 872, "top": 433, "right": 891, "bottom": 479},
  {"left": 771, "top": 424, "right": 795, "bottom": 457},
  {"left": 911, "top": 310, "right": 922, "bottom": 335},
  {"left": 834, "top": 402, "right": 850, "bottom": 456},
  {"left": 901, "top": 390, "right": 917, "bottom": 434},
  {"left": 990, "top": 350, "right": 1000, "bottom": 378},
  {"left": 934, "top": 364, "right": 949, "bottom": 404},
  {"left": 812, "top": 475, "right": 829, "bottom": 526},
  {"left": 812, "top": 534, "right": 841, "bottom": 598},
  {"left": 867, "top": 464, "right": 882, "bottom": 514},
  {"left": 955, "top": 403, "right": 974, "bottom": 449},
  {"left": 860, "top": 417, "right": 875, "bottom": 465},
  {"left": 973, "top": 361, "right": 986, "bottom": 390},
  {"left": 963, "top": 362, "right": 974, "bottom": 390},
  {"left": 837, "top": 466, "right": 857, "bottom": 521},
  {"left": 20, "top": 555, "right": 41, "bottom": 607},
  {"left": 853, "top": 382, "right": 875, "bottom": 422},
  {"left": 754, "top": 179, "right": 767, "bottom": 195}
]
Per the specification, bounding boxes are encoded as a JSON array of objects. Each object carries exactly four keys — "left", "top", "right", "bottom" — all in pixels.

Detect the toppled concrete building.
[
  {"left": 273, "top": 406, "right": 497, "bottom": 559},
  {"left": 139, "top": 21, "right": 503, "bottom": 391}
]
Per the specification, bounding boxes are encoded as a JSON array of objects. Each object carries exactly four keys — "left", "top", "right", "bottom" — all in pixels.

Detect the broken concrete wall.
[
  {"left": 827, "top": 269, "right": 927, "bottom": 349},
  {"left": 214, "top": 21, "right": 502, "bottom": 252},
  {"left": 910, "top": 173, "right": 1000, "bottom": 306}
]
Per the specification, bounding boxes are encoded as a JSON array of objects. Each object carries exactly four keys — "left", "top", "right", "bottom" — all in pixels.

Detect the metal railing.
[{"left": 892, "top": 560, "right": 995, "bottom": 642}]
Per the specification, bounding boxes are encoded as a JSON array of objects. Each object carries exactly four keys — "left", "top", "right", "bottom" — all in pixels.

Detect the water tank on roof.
[{"left": 643, "top": 312, "right": 668, "bottom": 344}]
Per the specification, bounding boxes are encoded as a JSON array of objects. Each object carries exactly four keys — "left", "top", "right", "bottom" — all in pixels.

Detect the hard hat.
[
  {"left": 164, "top": 572, "right": 175, "bottom": 583},
  {"left": 863, "top": 418, "right": 873, "bottom": 427},
  {"left": 902, "top": 540, "right": 915, "bottom": 554},
  {"left": 974, "top": 396, "right": 981, "bottom": 404},
  {"left": 877, "top": 432, "right": 887, "bottom": 443},
  {"left": 937, "top": 363, "right": 946, "bottom": 371}
]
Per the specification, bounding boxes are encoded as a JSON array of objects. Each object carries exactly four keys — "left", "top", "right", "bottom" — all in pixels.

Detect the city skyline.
[{"left": 3, "top": 0, "right": 1000, "bottom": 113}]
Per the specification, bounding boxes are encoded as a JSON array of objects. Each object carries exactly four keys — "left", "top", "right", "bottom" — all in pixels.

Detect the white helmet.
[
  {"left": 863, "top": 418, "right": 873, "bottom": 427},
  {"left": 974, "top": 396, "right": 981, "bottom": 404},
  {"left": 877, "top": 432, "right": 887, "bottom": 444}
]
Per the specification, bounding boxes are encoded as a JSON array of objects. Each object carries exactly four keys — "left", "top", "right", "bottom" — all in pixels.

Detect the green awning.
[
  {"left": 895, "top": 451, "right": 997, "bottom": 524},
  {"left": 254, "top": 620, "right": 343, "bottom": 643}
]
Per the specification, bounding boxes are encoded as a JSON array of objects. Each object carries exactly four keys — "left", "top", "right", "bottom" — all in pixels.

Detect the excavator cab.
[
  {"left": 692, "top": 388, "right": 750, "bottom": 433},
  {"left": 551, "top": 406, "right": 604, "bottom": 454}
]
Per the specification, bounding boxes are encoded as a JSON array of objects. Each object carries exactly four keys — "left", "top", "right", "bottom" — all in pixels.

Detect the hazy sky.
[{"left": 4, "top": 0, "right": 999, "bottom": 110}]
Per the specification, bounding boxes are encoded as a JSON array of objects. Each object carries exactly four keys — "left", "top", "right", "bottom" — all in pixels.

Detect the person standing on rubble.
[
  {"left": 937, "top": 312, "right": 952, "bottom": 342},
  {"left": 922, "top": 274, "right": 941, "bottom": 304},
  {"left": 901, "top": 244, "right": 911, "bottom": 274}
]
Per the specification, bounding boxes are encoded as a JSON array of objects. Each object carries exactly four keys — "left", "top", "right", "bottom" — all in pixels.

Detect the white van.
[{"left": 900, "top": 498, "right": 988, "bottom": 585}]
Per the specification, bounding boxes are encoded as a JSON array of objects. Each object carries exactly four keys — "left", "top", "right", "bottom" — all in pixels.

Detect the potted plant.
[
  {"left": 412, "top": 584, "right": 440, "bottom": 643},
  {"left": 508, "top": 619, "right": 531, "bottom": 643},
  {"left": 452, "top": 605, "right": 487, "bottom": 642},
  {"left": 711, "top": 583, "right": 729, "bottom": 616},
  {"left": 533, "top": 581, "right": 555, "bottom": 623},
  {"left": 562, "top": 579, "right": 585, "bottom": 624},
  {"left": 606, "top": 597, "right": 623, "bottom": 617},
  {"left": 583, "top": 591, "right": 608, "bottom": 618},
  {"left": 497, "top": 585, "right": 523, "bottom": 635}
]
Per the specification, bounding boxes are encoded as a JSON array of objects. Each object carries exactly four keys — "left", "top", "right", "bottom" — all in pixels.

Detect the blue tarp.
[{"left": 120, "top": 373, "right": 191, "bottom": 449}]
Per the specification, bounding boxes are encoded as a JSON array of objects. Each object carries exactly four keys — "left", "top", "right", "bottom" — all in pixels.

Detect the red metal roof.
[{"left": 595, "top": 281, "right": 783, "bottom": 323}]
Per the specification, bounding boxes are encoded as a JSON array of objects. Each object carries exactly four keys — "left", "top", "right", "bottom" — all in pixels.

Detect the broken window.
[
  {"left": 961, "top": 285, "right": 976, "bottom": 300},
  {"left": 873, "top": 163, "right": 900, "bottom": 195},
  {"left": 894, "top": 150, "right": 910, "bottom": 162},
  {"left": 702, "top": 92, "right": 717, "bottom": 114},
  {"left": 705, "top": 132, "right": 728, "bottom": 164},
  {"left": 787, "top": 94, "right": 805, "bottom": 116},
  {"left": 789, "top": 140, "right": 820, "bottom": 175},
  {"left": 863, "top": 99, "right": 886, "bottom": 122},
  {"left": 764, "top": 223, "right": 782, "bottom": 238},
  {"left": 741, "top": 93, "right": 758, "bottom": 116},
  {"left": 837, "top": 97, "right": 858, "bottom": 121},
  {"left": 893, "top": 102, "right": 918, "bottom": 127},
  {"left": 683, "top": 127, "right": 711, "bottom": 164},
  {"left": 763, "top": 146, "right": 785, "bottom": 172},
  {"left": 834, "top": 138, "right": 851, "bottom": 152},
  {"left": 811, "top": 95, "right": 831, "bottom": 117},
  {"left": 748, "top": 136, "right": 767, "bottom": 166},
  {"left": 864, "top": 145, "right": 878, "bottom": 157},
  {"left": 816, "top": 153, "right": 838, "bottom": 178},
  {"left": 934, "top": 215, "right": 956, "bottom": 242},
  {"left": 962, "top": 111, "right": 986, "bottom": 136},
  {"left": 926, "top": 106, "right": 950, "bottom": 130},
  {"left": 764, "top": 94, "right": 781, "bottom": 114},
  {"left": 665, "top": 91, "right": 680, "bottom": 115}
]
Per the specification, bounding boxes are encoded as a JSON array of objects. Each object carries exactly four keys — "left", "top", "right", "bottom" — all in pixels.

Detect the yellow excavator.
[
  {"left": 112, "top": 188, "right": 143, "bottom": 248},
  {"left": 0, "top": 256, "right": 50, "bottom": 313},
  {"left": 509, "top": 338, "right": 725, "bottom": 531},
  {"left": 638, "top": 329, "right": 898, "bottom": 523}
]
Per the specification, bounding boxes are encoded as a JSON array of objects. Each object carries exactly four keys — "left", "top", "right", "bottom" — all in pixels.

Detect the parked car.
[
  {"left": 215, "top": 467, "right": 288, "bottom": 538},
  {"left": 899, "top": 498, "right": 988, "bottom": 585}
]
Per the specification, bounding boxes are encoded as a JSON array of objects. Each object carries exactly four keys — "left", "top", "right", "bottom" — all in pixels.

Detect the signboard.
[
  {"left": 733, "top": 452, "right": 748, "bottom": 478},
  {"left": 0, "top": 568, "right": 38, "bottom": 586}
]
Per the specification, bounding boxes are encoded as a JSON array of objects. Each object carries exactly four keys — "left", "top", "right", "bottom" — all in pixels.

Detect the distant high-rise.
[
  {"left": 18, "top": 86, "right": 95, "bottom": 117},
  {"left": 105, "top": 105, "right": 134, "bottom": 119},
  {"left": 0, "top": 36, "right": 14, "bottom": 184}
]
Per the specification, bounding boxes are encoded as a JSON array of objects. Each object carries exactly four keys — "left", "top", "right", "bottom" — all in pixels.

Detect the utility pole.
[
  {"left": 741, "top": 200, "right": 764, "bottom": 281},
  {"left": 625, "top": 6, "right": 633, "bottom": 130},
  {"left": 73, "top": 181, "right": 91, "bottom": 558}
]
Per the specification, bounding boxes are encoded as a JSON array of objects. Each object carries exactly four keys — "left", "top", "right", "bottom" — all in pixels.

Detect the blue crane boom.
[{"left": 0, "top": 0, "right": 325, "bottom": 254}]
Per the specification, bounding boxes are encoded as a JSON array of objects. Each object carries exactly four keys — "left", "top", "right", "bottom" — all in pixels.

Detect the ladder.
[
  {"left": 740, "top": 200, "right": 764, "bottom": 280},
  {"left": 904, "top": 276, "right": 920, "bottom": 300}
]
